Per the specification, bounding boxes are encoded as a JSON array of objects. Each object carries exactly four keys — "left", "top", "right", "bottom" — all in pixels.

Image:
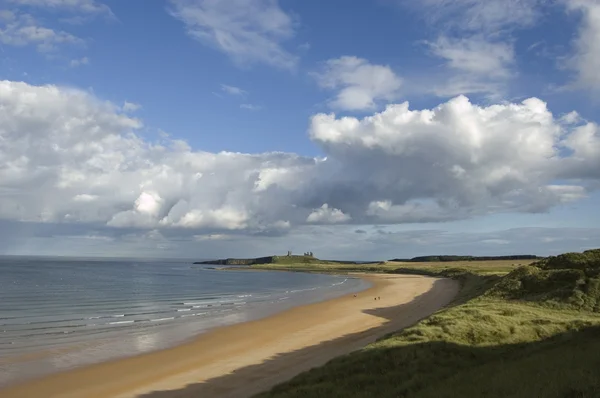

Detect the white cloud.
[
  {"left": 566, "top": 0, "right": 600, "bottom": 92},
  {"left": 221, "top": 84, "right": 247, "bottom": 96},
  {"left": 406, "top": 0, "right": 544, "bottom": 34},
  {"left": 399, "top": 0, "right": 546, "bottom": 99},
  {"left": 169, "top": 0, "right": 298, "bottom": 70},
  {"left": 312, "top": 56, "right": 402, "bottom": 111},
  {"left": 308, "top": 95, "right": 595, "bottom": 215},
  {"left": 69, "top": 56, "right": 89, "bottom": 67},
  {"left": 424, "top": 36, "right": 515, "bottom": 99},
  {"left": 1, "top": 80, "right": 600, "bottom": 244},
  {"left": 306, "top": 204, "right": 351, "bottom": 224},
  {"left": 427, "top": 78, "right": 504, "bottom": 99},
  {"left": 122, "top": 101, "right": 141, "bottom": 112},
  {"left": 0, "top": 11, "right": 83, "bottom": 52},
  {"left": 428, "top": 36, "right": 515, "bottom": 78},
  {"left": 240, "top": 103, "right": 262, "bottom": 111},
  {"left": 560, "top": 110, "right": 582, "bottom": 125},
  {"left": 194, "top": 233, "right": 234, "bottom": 241},
  {"left": 480, "top": 239, "right": 510, "bottom": 245},
  {"left": 366, "top": 200, "right": 465, "bottom": 223}
]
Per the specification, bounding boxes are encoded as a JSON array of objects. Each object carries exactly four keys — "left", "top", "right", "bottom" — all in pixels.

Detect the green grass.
[
  {"left": 254, "top": 249, "right": 600, "bottom": 398},
  {"left": 246, "top": 258, "right": 535, "bottom": 276}
]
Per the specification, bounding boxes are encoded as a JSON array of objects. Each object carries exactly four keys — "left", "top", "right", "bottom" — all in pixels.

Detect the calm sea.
[{"left": 0, "top": 257, "right": 369, "bottom": 387}]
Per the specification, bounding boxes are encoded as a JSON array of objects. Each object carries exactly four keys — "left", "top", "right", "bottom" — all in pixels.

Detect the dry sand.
[{"left": 1, "top": 274, "right": 458, "bottom": 398}]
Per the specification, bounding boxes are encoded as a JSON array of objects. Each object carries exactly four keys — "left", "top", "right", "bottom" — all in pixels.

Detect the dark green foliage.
[
  {"left": 488, "top": 249, "right": 600, "bottom": 312},
  {"left": 535, "top": 249, "right": 600, "bottom": 271}
]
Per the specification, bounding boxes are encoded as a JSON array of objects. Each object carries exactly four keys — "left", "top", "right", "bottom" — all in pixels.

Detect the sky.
[{"left": 1, "top": 0, "right": 600, "bottom": 260}]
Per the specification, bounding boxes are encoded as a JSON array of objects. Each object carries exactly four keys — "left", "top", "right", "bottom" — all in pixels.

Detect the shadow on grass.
[
  {"left": 259, "top": 325, "right": 600, "bottom": 398},
  {"left": 136, "top": 278, "right": 457, "bottom": 398}
]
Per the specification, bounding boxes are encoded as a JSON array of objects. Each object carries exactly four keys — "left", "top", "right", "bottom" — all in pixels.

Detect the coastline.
[{"left": 0, "top": 273, "right": 459, "bottom": 398}]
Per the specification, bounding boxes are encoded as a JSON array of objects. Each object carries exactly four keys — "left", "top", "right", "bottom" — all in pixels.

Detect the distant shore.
[{"left": 0, "top": 274, "right": 458, "bottom": 398}]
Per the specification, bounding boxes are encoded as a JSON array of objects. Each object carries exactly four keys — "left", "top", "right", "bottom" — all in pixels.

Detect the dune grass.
[{"left": 255, "top": 250, "right": 600, "bottom": 398}]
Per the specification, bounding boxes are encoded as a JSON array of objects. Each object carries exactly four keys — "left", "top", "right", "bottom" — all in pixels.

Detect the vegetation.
[
  {"left": 255, "top": 249, "right": 600, "bottom": 398},
  {"left": 389, "top": 255, "right": 540, "bottom": 262},
  {"left": 194, "top": 255, "right": 319, "bottom": 266},
  {"left": 247, "top": 258, "right": 535, "bottom": 276},
  {"left": 194, "top": 253, "right": 368, "bottom": 266}
]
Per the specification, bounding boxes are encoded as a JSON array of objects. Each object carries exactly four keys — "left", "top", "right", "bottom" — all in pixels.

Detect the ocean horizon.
[{"left": 0, "top": 256, "right": 369, "bottom": 387}]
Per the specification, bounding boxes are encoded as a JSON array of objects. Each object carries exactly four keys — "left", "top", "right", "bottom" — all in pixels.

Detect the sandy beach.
[{"left": 1, "top": 274, "right": 458, "bottom": 398}]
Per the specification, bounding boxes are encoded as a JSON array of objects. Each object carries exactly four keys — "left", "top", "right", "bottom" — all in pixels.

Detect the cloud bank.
[{"left": 1, "top": 80, "right": 599, "bottom": 243}]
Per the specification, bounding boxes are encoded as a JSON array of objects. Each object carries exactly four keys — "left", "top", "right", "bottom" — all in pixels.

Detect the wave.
[
  {"left": 108, "top": 320, "right": 134, "bottom": 325},
  {"left": 150, "top": 317, "right": 175, "bottom": 322},
  {"left": 181, "top": 312, "right": 207, "bottom": 318},
  {"left": 331, "top": 278, "right": 348, "bottom": 287}
]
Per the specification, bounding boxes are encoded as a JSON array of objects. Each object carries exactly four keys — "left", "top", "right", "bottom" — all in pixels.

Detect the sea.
[{"left": 0, "top": 256, "right": 369, "bottom": 387}]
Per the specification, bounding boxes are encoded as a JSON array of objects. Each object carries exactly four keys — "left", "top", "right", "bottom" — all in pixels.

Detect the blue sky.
[{"left": 1, "top": 0, "right": 599, "bottom": 259}]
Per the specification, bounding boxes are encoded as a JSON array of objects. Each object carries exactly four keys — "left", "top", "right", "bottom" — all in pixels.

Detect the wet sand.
[{"left": 0, "top": 274, "right": 458, "bottom": 398}]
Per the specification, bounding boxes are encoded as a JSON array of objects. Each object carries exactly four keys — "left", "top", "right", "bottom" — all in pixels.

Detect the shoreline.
[
  {"left": 0, "top": 269, "right": 367, "bottom": 388},
  {"left": 0, "top": 273, "right": 459, "bottom": 398}
]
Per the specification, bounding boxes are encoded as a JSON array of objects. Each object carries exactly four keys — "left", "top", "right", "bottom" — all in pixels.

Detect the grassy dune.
[{"left": 254, "top": 250, "right": 600, "bottom": 398}]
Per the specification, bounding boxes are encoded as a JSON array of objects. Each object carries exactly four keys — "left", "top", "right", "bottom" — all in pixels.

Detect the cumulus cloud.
[
  {"left": 0, "top": 11, "right": 83, "bottom": 52},
  {"left": 1, "top": 80, "right": 600, "bottom": 244},
  {"left": 306, "top": 204, "right": 351, "bottom": 224},
  {"left": 307, "top": 95, "right": 596, "bottom": 215},
  {"left": 169, "top": 0, "right": 298, "bottom": 70},
  {"left": 312, "top": 56, "right": 402, "bottom": 111}
]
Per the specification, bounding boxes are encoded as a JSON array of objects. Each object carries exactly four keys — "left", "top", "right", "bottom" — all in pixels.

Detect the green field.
[
  {"left": 254, "top": 249, "right": 600, "bottom": 398},
  {"left": 246, "top": 258, "right": 536, "bottom": 276}
]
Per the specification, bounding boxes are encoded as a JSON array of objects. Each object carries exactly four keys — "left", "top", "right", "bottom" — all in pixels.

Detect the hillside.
[
  {"left": 193, "top": 255, "right": 364, "bottom": 266},
  {"left": 256, "top": 248, "right": 600, "bottom": 398},
  {"left": 487, "top": 249, "right": 600, "bottom": 312}
]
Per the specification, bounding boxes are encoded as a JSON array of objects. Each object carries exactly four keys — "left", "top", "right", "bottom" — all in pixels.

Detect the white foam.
[
  {"left": 151, "top": 317, "right": 174, "bottom": 322},
  {"left": 109, "top": 320, "right": 134, "bottom": 325}
]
